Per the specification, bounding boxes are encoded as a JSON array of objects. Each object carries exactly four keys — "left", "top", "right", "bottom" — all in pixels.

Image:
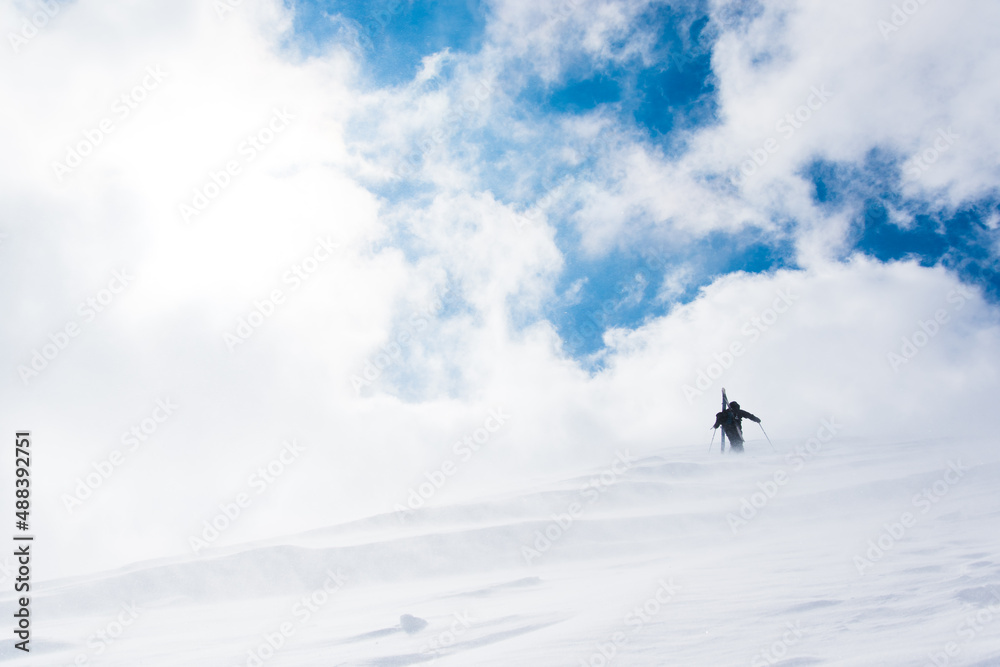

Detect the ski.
[{"left": 721, "top": 388, "right": 728, "bottom": 453}]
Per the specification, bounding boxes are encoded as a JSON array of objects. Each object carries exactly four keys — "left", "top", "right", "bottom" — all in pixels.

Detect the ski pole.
[
  {"left": 708, "top": 427, "right": 716, "bottom": 453},
  {"left": 758, "top": 423, "right": 776, "bottom": 452}
]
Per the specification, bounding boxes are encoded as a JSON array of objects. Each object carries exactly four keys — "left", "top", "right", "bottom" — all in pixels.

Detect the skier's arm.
[
  {"left": 712, "top": 412, "right": 723, "bottom": 429},
  {"left": 740, "top": 410, "right": 761, "bottom": 423}
]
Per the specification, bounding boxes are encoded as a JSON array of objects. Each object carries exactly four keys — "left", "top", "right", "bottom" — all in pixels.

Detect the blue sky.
[
  {"left": 807, "top": 152, "right": 1000, "bottom": 301},
  {"left": 286, "top": 0, "right": 999, "bottom": 359},
  {"left": 289, "top": 0, "right": 777, "bottom": 356},
  {"left": 287, "top": 0, "right": 489, "bottom": 84}
]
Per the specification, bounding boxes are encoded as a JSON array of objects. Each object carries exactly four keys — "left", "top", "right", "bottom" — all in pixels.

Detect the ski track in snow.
[{"left": 5, "top": 438, "right": 1000, "bottom": 666}]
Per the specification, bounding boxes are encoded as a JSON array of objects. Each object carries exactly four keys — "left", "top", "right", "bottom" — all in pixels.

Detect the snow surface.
[{"left": 6, "top": 436, "right": 1000, "bottom": 666}]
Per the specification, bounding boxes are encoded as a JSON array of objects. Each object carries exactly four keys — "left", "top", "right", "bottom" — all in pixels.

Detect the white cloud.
[
  {"left": 481, "top": 0, "right": 1000, "bottom": 260},
  {"left": 1, "top": 0, "right": 998, "bottom": 583}
]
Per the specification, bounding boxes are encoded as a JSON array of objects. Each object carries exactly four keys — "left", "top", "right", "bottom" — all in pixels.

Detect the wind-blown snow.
[{"left": 6, "top": 436, "right": 1000, "bottom": 666}]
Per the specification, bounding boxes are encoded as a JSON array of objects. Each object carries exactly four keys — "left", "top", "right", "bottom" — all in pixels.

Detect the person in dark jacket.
[{"left": 712, "top": 401, "right": 761, "bottom": 453}]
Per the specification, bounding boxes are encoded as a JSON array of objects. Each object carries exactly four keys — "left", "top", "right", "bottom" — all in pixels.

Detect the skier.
[{"left": 712, "top": 400, "right": 761, "bottom": 453}]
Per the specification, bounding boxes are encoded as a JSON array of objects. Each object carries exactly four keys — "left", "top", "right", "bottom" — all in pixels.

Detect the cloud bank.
[{"left": 1, "top": 0, "right": 998, "bottom": 578}]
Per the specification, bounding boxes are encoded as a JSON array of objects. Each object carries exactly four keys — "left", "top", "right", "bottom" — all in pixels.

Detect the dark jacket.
[{"left": 713, "top": 407, "right": 760, "bottom": 444}]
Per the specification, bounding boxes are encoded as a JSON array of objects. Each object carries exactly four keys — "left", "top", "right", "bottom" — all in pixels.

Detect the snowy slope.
[{"left": 6, "top": 436, "right": 1000, "bottom": 667}]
